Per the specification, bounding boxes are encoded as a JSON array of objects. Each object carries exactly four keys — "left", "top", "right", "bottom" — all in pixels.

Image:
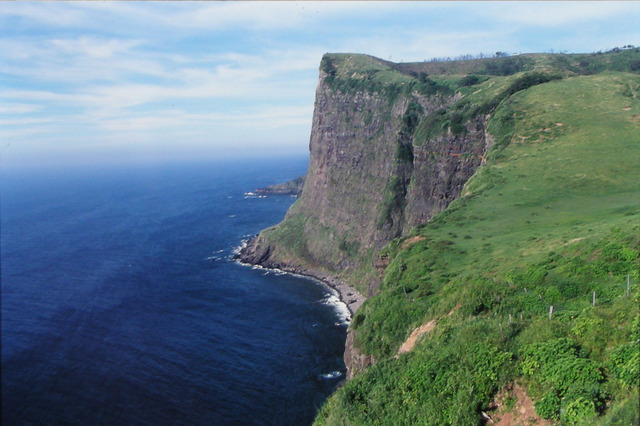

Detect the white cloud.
[
  {"left": 0, "top": 103, "right": 42, "bottom": 114},
  {"left": 0, "top": 2, "right": 87, "bottom": 28},
  {"left": 484, "top": 1, "right": 640, "bottom": 27},
  {"left": 0, "top": 117, "right": 55, "bottom": 126},
  {"left": 48, "top": 37, "right": 142, "bottom": 59}
]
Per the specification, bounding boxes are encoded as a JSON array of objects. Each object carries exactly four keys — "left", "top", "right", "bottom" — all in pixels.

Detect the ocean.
[{"left": 1, "top": 156, "right": 348, "bottom": 425}]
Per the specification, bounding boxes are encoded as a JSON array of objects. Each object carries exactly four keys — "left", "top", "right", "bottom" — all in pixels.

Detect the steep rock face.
[
  {"left": 343, "top": 329, "right": 375, "bottom": 380},
  {"left": 240, "top": 54, "right": 492, "bottom": 298},
  {"left": 238, "top": 54, "right": 496, "bottom": 379},
  {"left": 406, "top": 116, "right": 490, "bottom": 227}
]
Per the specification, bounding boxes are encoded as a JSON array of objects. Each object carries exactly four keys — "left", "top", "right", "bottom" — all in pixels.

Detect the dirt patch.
[
  {"left": 555, "top": 122, "right": 563, "bottom": 127},
  {"left": 623, "top": 106, "right": 632, "bottom": 111},
  {"left": 486, "top": 383, "right": 551, "bottom": 426},
  {"left": 401, "top": 235, "right": 426, "bottom": 249},
  {"left": 395, "top": 306, "right": 460, "bottom": 357},
  {"left": 566, "top": 237, "right": 585, "bottom": 245},
  {"left": 395, "top": 320, "right": 436, "bottom": 356}
]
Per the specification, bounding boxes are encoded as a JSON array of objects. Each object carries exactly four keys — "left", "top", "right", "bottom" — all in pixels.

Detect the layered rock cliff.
[
  {"left": 240, "top": 54, "right": 491, "bottom": 296},
  {"left": 238, "top": 53, "right": 500, "bottom": 378}
]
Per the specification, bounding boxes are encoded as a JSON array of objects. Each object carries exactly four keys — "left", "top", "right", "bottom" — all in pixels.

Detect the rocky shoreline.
[
  {"left": 253, "top": 176, "right": 305, "bottom": 197},
  {"left": 234, "top": 236, "right": 366, "bottom": 316}
]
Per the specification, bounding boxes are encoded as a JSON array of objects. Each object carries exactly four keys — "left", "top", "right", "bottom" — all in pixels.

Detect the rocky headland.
[
  {"left": 253, "top": 176, "right": 305, "bottom": 196},
  {"left": 238, "top": 49, "right": 640, "bottom": 424},
  {"left": 237, "top": 52, "right": 495, "bottom": 376}
]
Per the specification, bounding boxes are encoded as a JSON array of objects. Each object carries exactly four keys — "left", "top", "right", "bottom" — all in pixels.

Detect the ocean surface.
[{"left": 1, "top": 156, "right": 348, "bottom": 425}]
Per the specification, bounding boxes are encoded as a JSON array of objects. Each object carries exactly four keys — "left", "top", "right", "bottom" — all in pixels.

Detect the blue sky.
[{"left": 2, "top": 1, "right": 639, "bottom": 169}]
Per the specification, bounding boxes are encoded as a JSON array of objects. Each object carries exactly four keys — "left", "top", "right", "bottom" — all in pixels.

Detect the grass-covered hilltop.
[{"left": 241, "top": 47, "right": 640, "bottom": 425}]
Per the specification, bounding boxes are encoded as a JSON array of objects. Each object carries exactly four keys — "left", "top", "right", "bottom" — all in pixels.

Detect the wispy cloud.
[
  {"left": 1, "top": 1, "right": 638, "bottom": 168},
  {"left": 0, "top": 103, "right": 42, "bottom": 114},
  {"left": 483, "top": 1, "right": 640, "bottom": 27}
]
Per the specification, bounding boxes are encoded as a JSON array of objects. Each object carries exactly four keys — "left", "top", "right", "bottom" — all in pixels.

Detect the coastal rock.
[
  {"left": 254, "top": 176, "right": 305, "bottom": 196},
  {"left": 344, "top": 329, "right": 375, "bottom": 379}
]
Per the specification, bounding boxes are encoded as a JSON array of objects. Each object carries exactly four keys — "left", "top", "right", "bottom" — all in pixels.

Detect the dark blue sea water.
[{"left": 1, "top": 156, "right": 348, "bottom": 425}]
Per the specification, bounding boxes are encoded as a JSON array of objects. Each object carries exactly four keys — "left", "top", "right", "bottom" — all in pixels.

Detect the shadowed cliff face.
[
  {"left": 406, "top": 116, "right": 491, "bottom": 227},
  {"left": 239, "top": 54, "right": 493, "bottom": 297}
]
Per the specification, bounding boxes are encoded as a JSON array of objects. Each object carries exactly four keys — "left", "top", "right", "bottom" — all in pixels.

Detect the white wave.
[
  {"left": 232, "top": 246, "right": 353, "bottom": 325},
  {"left": 318, "top": 371, "right": 343, "bottom": 380},
  {"left": 243, "top": 192, "right": 267, "bottom": 199},
  {"left": 251, "top": 264, "right": 269, "bottom": 271},
  {"left": 231, "top": 239, "right": 248, "bottom": 257},
  {"left": 321, "top": 292, "right": 351, "bottom": 326}
]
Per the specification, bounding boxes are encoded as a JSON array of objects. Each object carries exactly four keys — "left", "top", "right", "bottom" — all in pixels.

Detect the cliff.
[
  {"left": 240, "top": 48, "right": 640, "bottom": 425},
  {"left": 239, "top": 53, "right": 491, "bottom": 297}
]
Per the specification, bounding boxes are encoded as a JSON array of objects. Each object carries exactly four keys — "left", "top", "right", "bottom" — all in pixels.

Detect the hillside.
[{"left": 241, "top": 48, "right": 640, "bottom": 424}]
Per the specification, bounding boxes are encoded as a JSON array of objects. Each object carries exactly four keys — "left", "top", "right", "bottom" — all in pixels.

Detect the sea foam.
[{"left": 318, "top": 371, "right": 343, "bottom": 380}]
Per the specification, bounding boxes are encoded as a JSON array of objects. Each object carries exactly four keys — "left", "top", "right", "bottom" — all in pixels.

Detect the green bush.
[
  {"left": 608, "top": 341, "right": 640, "bottom": 388},
  {"left": 328, "top": 319, "right": 512, "bottom": 425},
  {"left": 459, "top": 74, "right": 480, "bottom": 87},
  {"left": 562, "top": 394, "right": 598, "bottom": 424},
  {"left": 459, "top": 279, "right": 511, "bottom": 316},
  {"left": 503, "top": 72, "right": 562, "bottom": 97},
  {"left": 521, "top": 338, "right": 606, "bottom": 420},
  {"left": 535, "top": 390, "right": 561, "bottom": 420}
]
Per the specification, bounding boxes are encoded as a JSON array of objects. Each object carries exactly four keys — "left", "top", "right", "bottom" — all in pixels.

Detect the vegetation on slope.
[
  {"left": 316, "top": 68, "right": 640, "bottom": 424},
  {"left": 321, "top": 53, "right": 454, "bottom": 103}
]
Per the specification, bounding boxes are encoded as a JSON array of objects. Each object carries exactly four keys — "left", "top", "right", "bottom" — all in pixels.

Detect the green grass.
[
  {"left": 392, "top": 47, "right": 640, "bottom": 77},
  {"left": 321, "top": 53, "right": 453, "bottom": 102},
  {"left": 317, "top": 71, "right": 640, "bottom": 425}
]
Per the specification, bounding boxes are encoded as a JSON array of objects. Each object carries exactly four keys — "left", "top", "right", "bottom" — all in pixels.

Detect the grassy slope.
[{"left": 316, "top": 71, "right": 640, "bottom": 424}]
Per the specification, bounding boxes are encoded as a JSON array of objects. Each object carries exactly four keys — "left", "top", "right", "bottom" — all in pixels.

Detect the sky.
[{"left": 1, "top": 1, "right": 640, "bottom": 170}]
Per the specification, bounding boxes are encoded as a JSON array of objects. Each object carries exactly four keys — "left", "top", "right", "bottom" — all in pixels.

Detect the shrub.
[
  {"left": 535, "top": 390, "right": 561, "bottom": 420},
  {"left": 401, "top": 100, "right": 424, "bottom": 134},
  {"left": 459, "top": 75, "right": 480, "bottom": 87},
  {"left": 562, "top": 395, "right": 598, "bottom": 424},
  {"left": 607, "top": 341, "right": 640, "bottom": 388},
  {"left": 503, "top": 72, "right": 561, "bottom": 97},
  {"left": 521, "top": 338, "right": 606, "bottom": 420}
]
